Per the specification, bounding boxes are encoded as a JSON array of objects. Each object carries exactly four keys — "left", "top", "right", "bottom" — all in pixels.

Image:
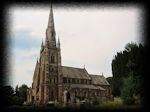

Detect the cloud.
[
  {"left": 10, "top": 30, "right": 42, "bottom": 50},
  {"left": 9, "top": 48, "right": 40, "bottom": 88},
  {"left": 9, "top": 7, "right": 49, "bottom": 40},
  {"left": 13, "top": 48, "right": 40, "bottom": 59}
]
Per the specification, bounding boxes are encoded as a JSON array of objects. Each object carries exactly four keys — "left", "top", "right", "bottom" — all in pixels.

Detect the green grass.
[{"left": 97, "top": 97, "right": 143, "bottom": 110}]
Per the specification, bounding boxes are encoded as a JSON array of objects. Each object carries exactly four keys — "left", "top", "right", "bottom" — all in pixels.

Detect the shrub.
[{"left": 24, "top": 101, "right": 33, "bottom": 106}]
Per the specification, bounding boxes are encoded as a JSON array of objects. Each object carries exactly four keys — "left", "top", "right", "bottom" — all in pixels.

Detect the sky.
[{"left": 7, "top": 5, "right": 144, "bottom": 88}]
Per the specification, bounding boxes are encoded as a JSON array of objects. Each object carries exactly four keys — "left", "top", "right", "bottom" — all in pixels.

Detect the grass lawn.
[{"left": 97, "top": 97, "right": 144, "bottom": 110}]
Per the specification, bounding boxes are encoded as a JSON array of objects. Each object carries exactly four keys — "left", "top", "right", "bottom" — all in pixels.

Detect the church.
[{"left": 27, "top": 5, "right": 112, "bottom": 105}]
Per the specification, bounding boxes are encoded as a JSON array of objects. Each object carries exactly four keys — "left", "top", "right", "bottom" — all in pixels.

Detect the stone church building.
[{"left": 27, "top": 5, "right": 112, "bottom": 105}]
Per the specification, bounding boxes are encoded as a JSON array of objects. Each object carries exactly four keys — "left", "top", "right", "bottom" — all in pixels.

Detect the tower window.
[
  {"left": 63, "top": 78, "right": 67, "bottom": 83},
  {"left": 54, "top": 78, "right": 56, "bottom": 84},
  {"left": 50, "top": 67, "right": 54, "bottom": 73},
  {"left": 51, "top": 55, "right": 55, "bottom": 63}
]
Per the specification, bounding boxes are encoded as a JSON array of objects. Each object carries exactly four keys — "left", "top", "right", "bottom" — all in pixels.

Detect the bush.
[
  {"left": 93, "top": 100, "right": 99, "bottom": 105},
  {"left": 123, "top": 97, "right": 134, "bottom": 105},
  {"left": 24, "top": 101, "right": 33, "bottom": 106},
  {"left": 100, "top": 97, "right": 123, "bottom": 108}
]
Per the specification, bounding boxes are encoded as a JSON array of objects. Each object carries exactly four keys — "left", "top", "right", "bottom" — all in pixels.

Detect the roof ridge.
[
  {"left": 89, "top": 74, "right": 103, "bottom": 77},
  {"left": 61, "top": 65, "right": 84, "bottom": 70}
]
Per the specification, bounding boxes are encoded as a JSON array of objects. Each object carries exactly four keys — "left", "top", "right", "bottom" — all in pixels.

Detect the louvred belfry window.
[{"left": 51, "top": 55, "right": 55, "bottom": 63}]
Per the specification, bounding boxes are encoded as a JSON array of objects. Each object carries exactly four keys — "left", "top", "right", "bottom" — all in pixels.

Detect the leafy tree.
[
  {"left": 12, "top": 95, "right": 22, "bottom": 105},
  {"left": 18, "top": 84, "right": 28, "bottom": 104},
  {"left": 1, "top": 86, "right": 14, "bottom": 106},
  {"left": 121, "top": 73, "right": 135, "bottom": 105},
  {"left": 125, "top": 42, "right": 138, "bottom": 52},
  {"left": 15, "top": 84, "right": 19, "bottom": 96},
  {"left": 112, "top": 42, "right": 144, "bottom": 104},
  {"left": 1, "top": 84, "right": 29, "bottom": 106}
]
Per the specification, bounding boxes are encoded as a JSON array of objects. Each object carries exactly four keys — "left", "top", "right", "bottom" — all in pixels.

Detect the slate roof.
[
  {"left": 61, "top": 66, "right": 110, "bottom": 86},
  {"left": 89, "top": 74, "right": 110, "bottom": 86},
  {"left": 61, "top": 66, "right": 91, "bottom": 80},
  {"left": 64, "top": 84, "right": 105, "bottom": 90}
]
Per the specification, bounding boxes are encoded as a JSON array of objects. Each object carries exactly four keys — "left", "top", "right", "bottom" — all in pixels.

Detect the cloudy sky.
[{"left": 8, "top": 5, "right": 143, "bottom": 88}]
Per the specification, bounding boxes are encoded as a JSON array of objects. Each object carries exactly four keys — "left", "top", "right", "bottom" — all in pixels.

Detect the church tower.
[{"left": 37, "top": 4, "right": 62, "bottom": 104}]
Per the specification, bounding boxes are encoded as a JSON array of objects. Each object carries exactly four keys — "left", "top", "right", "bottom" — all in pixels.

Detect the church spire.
[
  {"left": 45, "top": 3, "right": 56, "bottom": 47},
  {"left": 47, "top": 3, "right": 55, "bottom": 29}
]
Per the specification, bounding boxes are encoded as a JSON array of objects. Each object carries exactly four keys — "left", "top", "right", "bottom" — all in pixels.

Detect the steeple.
[
  {"left": 48, "top": 4, "right": 55, "bottom": 28},
  {"left": 46, "top": 3, "right": 56, "bottom": 47}
]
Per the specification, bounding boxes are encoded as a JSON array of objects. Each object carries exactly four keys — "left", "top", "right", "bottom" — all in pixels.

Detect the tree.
[
  {"left": 1, "top": 84, "right": 29, "bottom": 106},
  {"left": 18, "top": 84, "right": 28, "bottom": 104},
  {"left": 112, "top": 42, "right": 144, "bottom": 104},
  {"left": 15, "top": 85, "right": 19, "bottom": 93},
  {"left": 1, "top": 86, "right": 14, "bottom": 106},
  {"left": 125, "top": 42, "right": 138, "bottom": 52},
  {"left": 121, "top": 73, "right": 135, "bottom": 105}
]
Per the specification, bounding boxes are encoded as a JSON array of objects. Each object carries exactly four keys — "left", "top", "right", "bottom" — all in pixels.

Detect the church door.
[{"left": 66, "top": 92, "right": 71, "bottom": 102}]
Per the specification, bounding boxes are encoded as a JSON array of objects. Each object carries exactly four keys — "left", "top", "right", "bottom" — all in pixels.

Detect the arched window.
[
  {"left": 50, "top": 67, "right": 54, "bottom": 72},
  {"left": 84, "top": 91, "right": 86, "bottom": 97},
  {"left": 51, "top": 55, "right": 55, "bottom": 63},
  {"left": 54, "top": 78, "right": 55, "bottom": 84}
]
